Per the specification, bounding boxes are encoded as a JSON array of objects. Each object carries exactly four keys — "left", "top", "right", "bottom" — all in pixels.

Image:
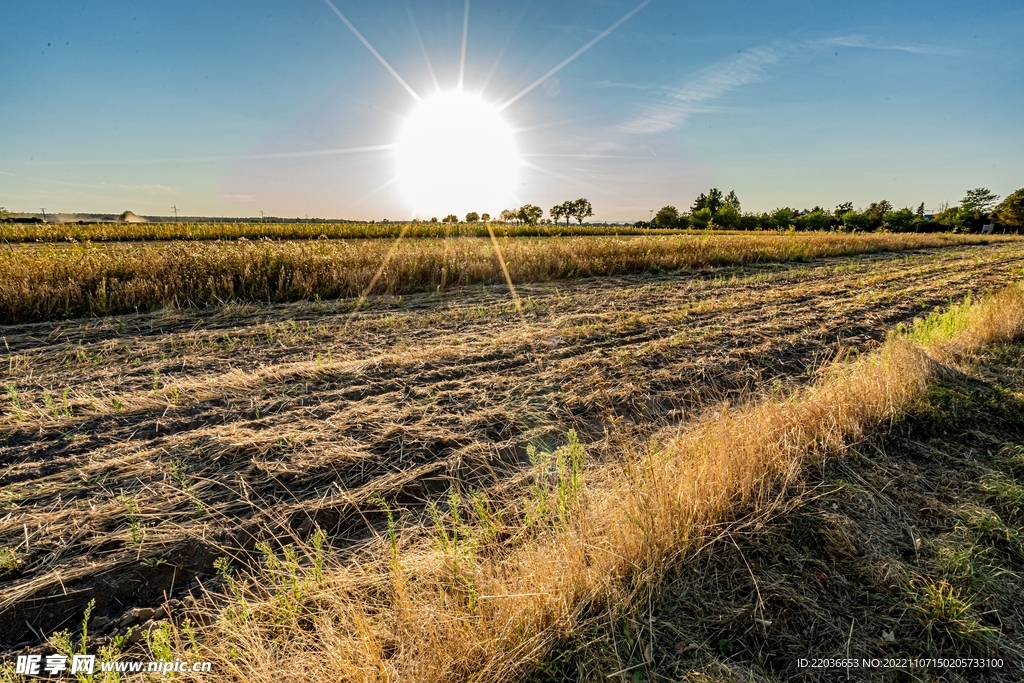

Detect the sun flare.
[{"left": 395, "top": 92, "right": 520, "bottom": 218}]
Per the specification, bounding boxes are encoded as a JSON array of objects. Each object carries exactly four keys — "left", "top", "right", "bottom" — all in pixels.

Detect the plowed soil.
[{"left": 2, "top": 242, "right": 1023, "bottom": 649}]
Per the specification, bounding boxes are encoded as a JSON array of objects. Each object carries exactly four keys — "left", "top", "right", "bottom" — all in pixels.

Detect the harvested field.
[
  {"left": 1, "top": 240, "right": 1022, "bottom": 655},
  {"left": 0, "top": 231, "right": 1012, "bottom": 323}
]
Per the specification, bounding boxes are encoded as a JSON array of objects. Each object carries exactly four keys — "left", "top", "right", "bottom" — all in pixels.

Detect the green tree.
[
  {"left": 550, "top": 202, "right": 571, "bottom": 226},
  {"left": 654, "top": 205, "right": 680, "bottom": 228},
  {"left": 480, "top": 213, "right": 491, "bottom": 222},
  {"left": 442, "top": 214, "right": 459, "bottom": 224},
  {"left": 465, "top": 212, "right": 480, "bottom": 223},
  {"left": 691, "top": 208, "right": 712, "bottom": 229},
  {"left": 499, "top": 209, "right": 517, "bottom": 223},
  {"left": 517, "top": 204, "right": 543, "bottom": 225},
  {"left": 883, "top": 208, "right": 915, "bottom": 232},
  {"left": 866, "top": 200, "right": 893, "bottom": 230},
  {"left": 713, "top": 203, "right": 741, "bottom": 229},
  {"left": 691, "top": 188, "right": 725, "bottom": 216},
  {"left": 841, "top": 210, "right": 869, "bottom": 232},
  {"left": 962, "top": 187, "right": 1000, "bottom": 214},
  {"left": 797, "top": 209, "right": 829, "bottom": 232},
  {"left": 724, "top": 190, "right": 741, "bottom": 212},
  {"left": 770, "top": 207, "right": 794, "bottom": 230},
  {"left": 430, "top": 216, "right": 439, "bottom": 223},
  {"left": 569, "top": 198, "right": 594, "bottom": 224},
  {"left": 992, "top": 188, "right": 1024, "bottom": 229}
]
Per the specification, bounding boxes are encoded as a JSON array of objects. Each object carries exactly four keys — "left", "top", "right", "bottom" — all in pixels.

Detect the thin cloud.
[
  {"left": 818, "top": 35, "right": 959, "bottom": 56},
  {"left": 112, "top": 183, "right": 178, "bottom": 194},
  {"left": 618, "top": 35, "right": 950, "bottom": 135},
  {"left": 595, "top": 80, "right": 662, "bottom": 90},
  {"left": 618, "top": 44, "right": 786, "bottom": 134},
  {"left": 219, "top": 194, "right": 257, "bottom": 203}
]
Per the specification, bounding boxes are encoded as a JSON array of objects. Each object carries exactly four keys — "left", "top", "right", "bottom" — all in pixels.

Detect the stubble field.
[{"left": 2, "top": 238, "right": 1023, "bottom": 655}]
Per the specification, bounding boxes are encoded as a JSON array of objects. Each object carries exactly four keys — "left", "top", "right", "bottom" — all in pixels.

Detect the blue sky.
[{"left": 1, "top": 0, "right": 1022, "bottom": 221}]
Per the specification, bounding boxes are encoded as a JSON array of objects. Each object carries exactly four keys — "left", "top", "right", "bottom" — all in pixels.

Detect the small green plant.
[
  {"left": 145, "top": 621, "right": 175, "bottom": 664},
  {"left": 152, "top": 369, "right": 160, "bottom": 393},
  {"left": 214, "top": 556, "right": 249, "bottom": 621},
  {"left": 0, "top": 547, "right": 21, "bottom": 577},
  {"left": 370, "top": 495, "right": 399, "bottom": 561},
  {"left": 61, "top": 388, "right": 72, "bottom": 417},
  {"left": 5, "top": 384, "right": 22, "bottom": 420},
  {"left": 525, "top": 431, "right": 587, "bottom": 530},
  {"left": 44, "top": 392, "right": 59, "bottom": 420},
  {"left": 903, "top": 294, "right": 974, "bottom": 346},
  {"left": 168, "top": 459, "right": 205, "bottom": 513},
  {"left": 110, "top": 396, "right": 124, "bottom": 412},
  {"left": 254, "top": 532, "right": 326, "bottom": 621},
  {"left": 119, "top": 494, "right": 142, "bottom": 545},
  {"left": 470, "top": 490, "right": 502, "bottom": 543}
]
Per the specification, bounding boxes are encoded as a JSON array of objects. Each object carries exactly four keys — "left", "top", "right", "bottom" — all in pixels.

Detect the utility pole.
[
  {"left": 260, "top": 210, "right": 265, "bottom": 223},
  {"left": 171, "top": 205, "right": 179, "bottom": 221},
  {"left": 40, "top": 208, "right": 47, "bottom": 222},
  {"left": 649, "top": 209, "right": 653, "bottom": 225}
]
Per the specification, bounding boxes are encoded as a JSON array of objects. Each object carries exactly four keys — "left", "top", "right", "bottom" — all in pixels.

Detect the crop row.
[{"left": 0, "top": 232, "right": 1013, "bottom": 324}]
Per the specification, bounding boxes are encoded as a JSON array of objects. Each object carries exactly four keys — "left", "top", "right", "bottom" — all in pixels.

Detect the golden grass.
[
  {"left": 166, "top": 283, "right": 1024, "bottom": 680},
  {"left": 0, "top": 232, "right": 1015, "bottom": 323},
  {"left": 0, "top": 221, "right": 674, "bottom": 243}
]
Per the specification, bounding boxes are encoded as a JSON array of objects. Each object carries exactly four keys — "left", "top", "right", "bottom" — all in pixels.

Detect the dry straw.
[
  {"left": 169, "top": 284, "right": 1024, "bottom": 682},
  {"left": 0, "top": 232, "right": 1012, "bottom": 323}
]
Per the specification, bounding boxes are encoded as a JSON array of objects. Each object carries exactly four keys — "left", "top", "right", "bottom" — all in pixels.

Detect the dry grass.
[
  {"left": 161, "top": 282, "right": 1024, "bottom": 679},
  {"left": 0, "top": 232, "right": 1014, "bottom": 323},
  {"left": 0, "top": 221, "right": 676, "bottom": 243}
]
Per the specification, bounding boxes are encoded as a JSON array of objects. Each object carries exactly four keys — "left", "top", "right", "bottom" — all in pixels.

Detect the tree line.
[
  {"left": 651, "top": 186, "right": 1024, "bottom": 233},
  {"left": 421, "top": 199, "right": 595, "bottom": 226},
  {"left": 404, "top": 185, "right": 1024, "bottom": 232}
]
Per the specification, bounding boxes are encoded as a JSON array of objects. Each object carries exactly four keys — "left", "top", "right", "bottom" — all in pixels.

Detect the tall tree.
[
  {"left": 517, "top": 204, "right": 543, "bottom": 225},
  {"left": 724, "top": 190, "right": 741, "bottom": 212},
  {"left": 654, "top": 205, "right": 679, "bottom": 228},
  {"left": 691, "top": 188, "right": 727, "bottom": 215},
  {"left": 569, "top": 198, "right": 594, "bottom": 224},
  {"left": 465, "top": 212, "right": 480, "bottom": 223},
  {"left": 550, "top": 202, "right": 571, "bottom": 226},
  {"left": 962, "top": 187, "right": 1000, "bottom": 214},
  {"left": 992, "top": 188, "right": 1024, "bottom": 228}
]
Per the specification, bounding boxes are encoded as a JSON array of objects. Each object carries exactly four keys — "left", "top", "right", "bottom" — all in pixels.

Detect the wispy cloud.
[
  {"left": 219, "top": 194, "right": 256, "bottom": 203},
  {"left": 617, "top": 35, "right": 950, "bottom": 135},
  {"left": 0, "top": 171, "right": 13, "bottom": 176},
  {"left": 595, "top": 80, "right": 662, "bottom": 90},
  {"left": 111, "top": 183, "right": 178, "bottom": 194},
  {"left": 817, "top": 35, "right": 960, "bottom": 56},
  {"left": 617, "top": 44, "right": 787, "bottom": 134}
]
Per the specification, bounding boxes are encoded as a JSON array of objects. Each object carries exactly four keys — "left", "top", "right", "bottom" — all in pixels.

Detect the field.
[
  {"left": 0, "top": 231, "right": 1010, "bottom": 323},
  {"left": 0, "top": 221, "right": 678, "bottom": 243},
  {"left": 3, "top": 235, "right": 1024, "bottom": 680}
]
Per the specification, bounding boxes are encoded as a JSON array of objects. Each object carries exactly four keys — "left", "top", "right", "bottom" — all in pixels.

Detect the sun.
[{"left": 395, "top": 92, "right": 520, "bottom": 218}]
